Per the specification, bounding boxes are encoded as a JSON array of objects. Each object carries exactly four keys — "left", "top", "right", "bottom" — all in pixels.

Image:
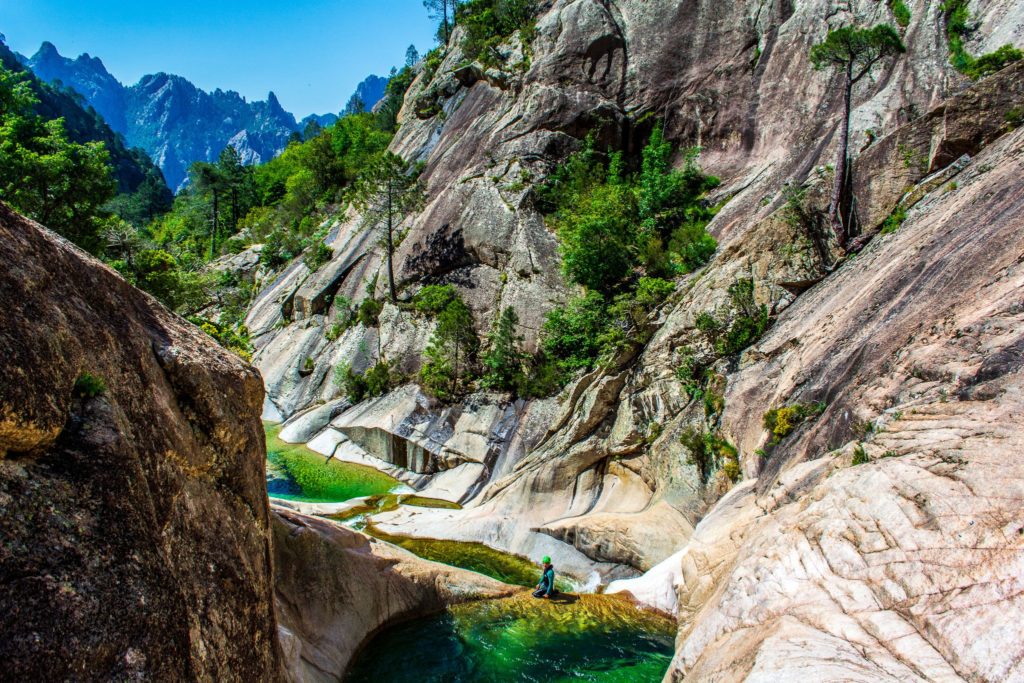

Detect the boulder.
[{"left": 0, "top": 204, "right": 281, "bottom": 680}]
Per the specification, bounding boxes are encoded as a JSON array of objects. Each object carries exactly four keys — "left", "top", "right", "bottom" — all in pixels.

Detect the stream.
[{"left": 264, "top": 424, "right": 675, "bottom": 682}]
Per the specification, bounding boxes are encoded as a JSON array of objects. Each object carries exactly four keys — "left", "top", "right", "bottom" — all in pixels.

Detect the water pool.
[
  {"left": 345, "top": 593, "right": 676, "bottom": 682},
  {"left": 362, "top": 524, "right": 571, "bottom": 590},
  {"left": 265, "top": 423, "right": 399, "bottom": 503}
]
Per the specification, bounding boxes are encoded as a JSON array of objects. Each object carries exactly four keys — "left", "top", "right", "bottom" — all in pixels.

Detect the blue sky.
[{"left": 0, "top": 0, "right": 438, "bottom": 118}]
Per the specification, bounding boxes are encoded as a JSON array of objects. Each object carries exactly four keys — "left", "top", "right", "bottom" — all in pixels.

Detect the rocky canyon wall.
[
  {"left": 0, "top": 205, "right": 281, "bottom": 680},
  {"left": 250, "top": 0, "right": 1024, "bottom": 580}
]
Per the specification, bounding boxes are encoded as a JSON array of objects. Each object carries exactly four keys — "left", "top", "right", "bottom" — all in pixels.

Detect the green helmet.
[{"left": 542, "top": 556, "right": 551, "bottom": 564}]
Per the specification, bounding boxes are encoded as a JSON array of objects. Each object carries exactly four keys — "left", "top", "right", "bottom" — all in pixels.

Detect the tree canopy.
[{"left": 810, "top": 24, "right": 906, "bottom": 84}]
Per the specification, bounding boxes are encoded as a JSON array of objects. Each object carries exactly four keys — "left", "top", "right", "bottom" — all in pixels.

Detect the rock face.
[
  {"left": 250, "top": 0, "right": 1024, "bottom": 586},
  {"left": 0, "top": 205, "right": 281, "bottom": 680},
  {"left": 272, "top": 507, "right": 517, "bottom": 682},
  {"left": 243, "top": 0, "right": 1024, "bottom": 677},
  {"left": 633, "top": 123, "right": 1024, "bottom": 681}
]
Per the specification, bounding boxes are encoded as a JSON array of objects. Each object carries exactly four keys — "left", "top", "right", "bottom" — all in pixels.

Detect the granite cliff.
[{"left": 249, "top": 0, "right": 1024, "bottom": 677}]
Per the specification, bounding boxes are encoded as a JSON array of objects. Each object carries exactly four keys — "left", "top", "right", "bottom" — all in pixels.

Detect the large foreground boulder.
[{"left": 0, "top": 204, "right": 281, "bottom": 680}]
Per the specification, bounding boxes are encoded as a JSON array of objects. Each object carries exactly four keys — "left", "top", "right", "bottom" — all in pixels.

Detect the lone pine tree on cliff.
[
  {"left": 352, "top": 153, "right": 426, "bottom": 303},
  {"left": 810, "top": 24, "right": 905, "bottom": 247}
]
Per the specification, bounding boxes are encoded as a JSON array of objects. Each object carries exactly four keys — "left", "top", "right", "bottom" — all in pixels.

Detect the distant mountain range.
[
  {"left": 0, "top": 39, "right": 170, "bottom": 211},
  {"left": 19, "top": 41, "right": 388, "bottom": 190}
]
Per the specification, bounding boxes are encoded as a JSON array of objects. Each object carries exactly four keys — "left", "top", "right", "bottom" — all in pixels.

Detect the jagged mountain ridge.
[
  {"left": 0, "top": 39, "right": 168, "bottom": 199},
  {"left": 25, "top": 41, "right": 388, "bottom": 190}
]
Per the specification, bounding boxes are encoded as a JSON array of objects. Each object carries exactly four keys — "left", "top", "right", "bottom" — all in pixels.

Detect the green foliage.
[
  {"left": 191, "top": 317, "right": 253, "bottom": 361},
  {"left": 555, "top": 181, "right": 638, "bottom": 293},
  {"left": 351, "top": 152, "right": 427, "bottom": 302},
  {"left": 942, "top": 0, "right": 1022, "bottom": 78},
  {"left": 888, "top": 0, "right": 911, "bottom": 27},
  {"left": 325, "top": 301, "right": 354, "bottom": 342},
  {"left": 73, "top": 371, "right": 107, "bottom": 399},
  {"left": 457, "top": 0, "right": 537, "bottom": 66},
  {"left": 0, "top": 42, "right": 171, "bottom": 226},
  {"left": 965, "top": 44, "right": 1023, "bottom": 79},
  {"left": 680, "top": 427, "right": 740, "bottom": 484},
  {"left": 0, "top": 64, "right": 117, "bottom": 252},
  {"left": 336, "top": 361, "right": 393, "bottom": 404},
  {"left": 481, "top": 307, "right": 527, "bottom": 392},
  {"left": 696, "top": 279, "right": 770, "bottom": 357},
  {"left": 543, "top": 128, "right": 719, "bottom": 294},
  {"left": 809, "top": 25, "right": 906, "bottom": 81},
  {"left": 518, "top": 352, "right": 565, "bottom": 399},
  {"left": 357, "top": 297, "right": 384, "bottom": 327},
  {"left": 762, "top": 402, "right": 826, "bottom": 444},
  {"left": 880, "top": 204, "right": 908, "bottom": 234},
  {"left": 114, "top": 248, "right": 208, "bottom": 312},
  {"left": 377, "top": 66, "right": 417, "bottom": 132},
  {"left": 597, "top": 277, "right": 676, "bottom": 357},
  {"left": 943, "top": 0, "right": 974, "bottom": 73},
  {"left": 540, "top": 291, "right": 607, "bottom": 376},
  {"left": 304, "top": 240, "right": 333, "bottom": 271},
  {"left": 852, "top": 443, "right": 870, "bottom": 465},
  {"left": 1007, "top": 108, "right": 1024, "bottom": 129},
  {"left": 419, "top": 295, "right": 479, "bottom": 400},
  {"left": 413, "top": 284, "right": 458, "bottom": 314}
]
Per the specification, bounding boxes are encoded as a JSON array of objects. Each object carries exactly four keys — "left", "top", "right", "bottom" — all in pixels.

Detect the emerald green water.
[
  {"left": 363, "top": 525, "right": 571, "bottom": 591},
  {"left": 264, "top": 424, "right": 399, "bottom": 503},
  {"left": 345, "top": 593, "right": 676, "bottom": 682}
]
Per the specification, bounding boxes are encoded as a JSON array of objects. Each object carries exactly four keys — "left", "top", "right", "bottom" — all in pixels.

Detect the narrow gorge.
[{"left": 2, "top": 0, "right": 1024, "bottom": 681}]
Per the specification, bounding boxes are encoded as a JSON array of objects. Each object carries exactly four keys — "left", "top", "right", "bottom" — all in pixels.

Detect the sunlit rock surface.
[{"left": 0, "top": 205, "right": 281, "bottom": 680}]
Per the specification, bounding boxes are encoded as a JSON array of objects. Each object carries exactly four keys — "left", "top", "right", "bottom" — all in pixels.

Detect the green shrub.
[
  {"left": 943, "top": 0, "right": 973, "bottom": 73},
  {"left": 1007, "top": 108, "right": 1024, "bottom": 129},
  {"left": 335, "top": 361, "right": 392, "bottom": 403},
  {"left": 357, "top": 297, "right": 384, "bottom": 327},
  {"left": 73, "top": 372, "right": 107, "bottom": 398},
  {"left": 965, "top": 44, "right": 1024, "bottom": 79},
  {"left": 680, "top": 427, "right": 740, "bottom": 484},
  {"left": 889, "top": 0, "right": 911, "bottom": 27},
  {"left": 696, "top": 279, "right": 769, "bottom": 357},
  {"left": 457, "top": 0, "right": 537, "bottom": 66},
  {"left": 481, "top": 307, "right": 527, "bottom": 393},
  {"left": 304, "top": 240, "right": 333, "bottom": 271},
  {"left": 762, "top": 402, "right": 826, "bottom": 444},
  {"left": 540, "top": 291, "right": 607, "bottom": 375},
  {"left": 943, "top": 0, "right": 1023, "bottom": 78},
  {"left": 880, "top": 204, "right": 908, "bottom": 235},
  {"left": 413, "top": 284, "right": 458, "bottom": 315},
  {"left": 852, "top": 443, "right": 870, "bottom": 465},
  {"left": 519, "top": 352, "right": 565, "bottom": 399},
  {"left": 542, "top": 127, "right": 719, "bottom": 293},
  {"left": 419, "top": 295, "right": 479, "bottom": 400},
  {"left": 192, "top": 317, "right": 253, "bottom": 361}
]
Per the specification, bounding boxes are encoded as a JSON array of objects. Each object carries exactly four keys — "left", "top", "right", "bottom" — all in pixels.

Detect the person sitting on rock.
[{"left": 533, "top": 556, "right": 556, "bottom": 599}]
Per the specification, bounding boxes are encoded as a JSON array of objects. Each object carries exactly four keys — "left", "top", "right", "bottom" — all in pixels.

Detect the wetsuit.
[{"left": 533, "top": 566, "right": 555, "bottom": 598}]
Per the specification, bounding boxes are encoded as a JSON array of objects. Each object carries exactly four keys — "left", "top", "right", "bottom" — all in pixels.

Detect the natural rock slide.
[{"left": 3, "top": 0, "right": 1024, "bottom": 681}]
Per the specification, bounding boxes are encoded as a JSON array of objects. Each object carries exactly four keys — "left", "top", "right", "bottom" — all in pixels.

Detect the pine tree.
[
  {"left": 189, "top": 161, "right": 224, "bottom": 258},
  {"left": 481, "top": 307, "right": 526, "bottom": 392},
  {"left": 351, "top": 153, "right": 426, "bottom": 302},
  {"left": 420, "top": 296, "right": 479, "bottom": 399},
  {"left": 810, "top": 25, "right": 905, "bottom": 247}
]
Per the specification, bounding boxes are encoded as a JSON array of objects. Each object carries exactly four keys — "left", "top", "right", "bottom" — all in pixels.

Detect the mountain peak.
[{"left": 36, "top": 41, "right": 60, "bottom": 58}]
